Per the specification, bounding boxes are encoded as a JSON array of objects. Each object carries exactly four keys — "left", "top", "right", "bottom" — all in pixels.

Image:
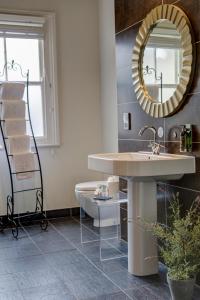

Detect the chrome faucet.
[{"left": 138, "top": 125, "right": 162, "bottom": 155}]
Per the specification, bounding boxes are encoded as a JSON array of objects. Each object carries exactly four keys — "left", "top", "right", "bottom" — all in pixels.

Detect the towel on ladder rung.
[
  {"left": 1, "top": 100, "right": 26, "bottom": 119},
  {"left": 0, "top": 82, "right": 25, "bottom": 100},
  {"left": 8, "top": 135, "right": 31, "bottom": 154},
  {"left": 4, "top": 119, "right": 26, "bottom": 136},
  {"left": 12, "top": 152, "right": 35, "bottom": 180}
]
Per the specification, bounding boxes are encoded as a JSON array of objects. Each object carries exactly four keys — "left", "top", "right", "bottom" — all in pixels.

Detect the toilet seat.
[{"left": 75, "top": 181, "right": 107, "bottom": 192}]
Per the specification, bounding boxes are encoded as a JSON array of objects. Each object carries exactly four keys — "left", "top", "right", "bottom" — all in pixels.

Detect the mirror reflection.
[{"left": 142, "top": 20, "right": 182, "bottom": 103}]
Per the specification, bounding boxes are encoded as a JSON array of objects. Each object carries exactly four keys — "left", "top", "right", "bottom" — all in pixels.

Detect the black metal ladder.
[{"left": 0, "top": 60, "right": 48, "bottom": 238}]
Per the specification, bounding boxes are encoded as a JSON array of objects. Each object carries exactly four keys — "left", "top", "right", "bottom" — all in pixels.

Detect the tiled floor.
[{"left": 0, "top": 217, "right": 200, "bottom": 300}]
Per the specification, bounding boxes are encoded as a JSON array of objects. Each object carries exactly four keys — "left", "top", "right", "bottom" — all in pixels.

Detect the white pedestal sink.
[{"left": 88, "top": 152, "right": 195, "bottom": 276}]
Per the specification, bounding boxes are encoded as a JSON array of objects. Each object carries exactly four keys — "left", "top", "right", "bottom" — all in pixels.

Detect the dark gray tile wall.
[{"left": 115, "top": 0, "right": 200, "bottom": 286}]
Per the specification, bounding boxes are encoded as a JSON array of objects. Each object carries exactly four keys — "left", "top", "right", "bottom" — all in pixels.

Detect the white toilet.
[{"left": 75, "top": 179, "right": 120, "bottom": 227}]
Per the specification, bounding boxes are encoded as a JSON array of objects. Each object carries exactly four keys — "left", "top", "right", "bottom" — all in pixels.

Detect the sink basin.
[
  {"left": 88, "top": 151, "right": 196, "bottom": 277},
  {"left": 88, "top": 152, "right": 195, "bottom": 178}
]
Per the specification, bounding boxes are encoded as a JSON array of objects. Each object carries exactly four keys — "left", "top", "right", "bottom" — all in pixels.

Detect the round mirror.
[
  {"left": 142, "top": 20, "right": 182, "bottom": 104},
  {"left": 132, "top": 5, "right": 195, "bottom": 118}
]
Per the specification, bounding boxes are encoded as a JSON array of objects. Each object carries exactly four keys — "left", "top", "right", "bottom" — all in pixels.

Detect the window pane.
[
  {"left": 158, "top": 87, "right": 176, "bottom": 103},
  {"left": 143, "top": 47, "right": 155, "bottom": 84},
  {"left": 0, "top": 38, "right": 5, "bottom": 81},
  {"left": 6, "top": 38, "right": 41, "bottom": 81},
  {"left": 156, "top": 48, "right": 176, "bottom": 84},
  {"left": 24, "top": 85, "right": 44, "bottom": 137}
]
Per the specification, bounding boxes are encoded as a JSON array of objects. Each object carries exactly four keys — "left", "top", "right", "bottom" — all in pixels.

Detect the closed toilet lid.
[{"left": 75, "top": 181, "right": 107, "bottom": 191}]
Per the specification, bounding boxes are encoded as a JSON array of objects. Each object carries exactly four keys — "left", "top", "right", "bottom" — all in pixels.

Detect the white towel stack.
[{"left": 0, "top": 82, "right": 35, "bottom": 180}]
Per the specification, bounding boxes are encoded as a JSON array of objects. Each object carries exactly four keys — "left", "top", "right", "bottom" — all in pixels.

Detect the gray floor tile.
[
  {"left": 0, "top": 228, "right": 29, "bottom": 249},
  {"left": 108, "top": 271, "right": 142, "bottom": 290},
  {"left": 0, "top": 242, "right": 40, "bottom": 261},
  {"left": 49, "top": 252, "right": 120, "bottom": 299},
  {"left": 125, "top": 286, "right": 161, "bottom": 300},
  {"left": 94, "top": 257, "right": 128, "bottom": 274},
  {"left": 0, "top": 290, "right": 24, "bottom": 300},
  {"left": 25, "top": 225, "right": 65, "bottom": 243},
  {"left": 144, "top": 283, "right": 170, "bottom": 300},
  {"left": 0, "top": 259, "right": 17, "bottom": 275},
  {"left": 0, "top": 274, "right": 19, "bottom": 292},
  {"left": 77, "top": 240, "right": 126, "bottom": 263},
  {"left": 45, "top": 249, "right": 82, "bottom": 267},
  {"left": 26, "top": 224, "right": 63, "bottom": 242},
  {"left": 21, "top": 282, "right": 76, "bottom": 300},
  {"left": 7, "top": 255, "right": 50, "bottom": 273},
  {"left": 75, "top": 240, "right": 101, "bottom": 250},
  {"left": 87, "top": 291, "right": 131, "bottom": 300},
  {"left": 65, "top": 275, "right": 120, "bottom": 300},
  {"left": 52, "top": 220, "right": 98, "bottom": 243},
  {"left": 13, "top": 267, "right": 61, "bottom": 290},
  {"left": 35, "top": 239, "right": 76, "bottom": 254},
  {"left": 78, "top": 244, "right": 101, "bottom": 262}
]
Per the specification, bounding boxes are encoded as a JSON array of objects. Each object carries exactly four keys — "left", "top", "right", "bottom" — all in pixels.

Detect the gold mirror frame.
[{"left": 132, "top": 4, "right": 195, "bottom": 118}]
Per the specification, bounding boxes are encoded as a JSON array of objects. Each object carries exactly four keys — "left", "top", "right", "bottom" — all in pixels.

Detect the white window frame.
[{"left": 0, "top": 11, "right": 60, "bottom": 147}]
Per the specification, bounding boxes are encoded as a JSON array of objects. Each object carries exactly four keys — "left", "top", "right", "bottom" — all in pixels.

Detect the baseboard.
[
  {"left": 0, "top": 207, "right": 80, "bottom": 223},
  {"left": 46, "top": 207, "right": 80, "bottom": 218}
]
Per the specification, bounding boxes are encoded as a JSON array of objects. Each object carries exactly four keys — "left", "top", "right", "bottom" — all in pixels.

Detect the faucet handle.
[
  {"left": 152, "top": 142, "right": 161, "bottom": 155},
  {"left": 149, "top": 142, "right": 166, "bottom": 155},
  {"left": 155, "top": 142, "right": 166, "bottom": 148}
]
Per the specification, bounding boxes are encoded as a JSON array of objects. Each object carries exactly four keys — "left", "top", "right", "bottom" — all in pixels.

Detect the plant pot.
[{"left": 167, "top": 274, "right": 196, "bottom": 300}]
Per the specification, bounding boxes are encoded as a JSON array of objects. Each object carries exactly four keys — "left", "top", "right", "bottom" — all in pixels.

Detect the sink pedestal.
[
  {"left": 88, "top": 151, "right": 195, "bottom": 276},
  {"left": 128, "top": 179, "right": 158, "bottom": 276}
]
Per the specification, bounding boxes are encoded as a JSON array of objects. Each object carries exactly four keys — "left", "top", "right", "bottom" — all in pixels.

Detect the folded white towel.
[
  {"left": 1, "top": 100, "right": 26, "bottom": 119},
  {"left": 4, "top": 119, "right": 26, "bottom": 136},
  {"left": 8, "top": 135, "right": 31, "bottom": 154},
  {"left": 12, "top": 152, "right": 35, "bottom": 180},
  {"left": 0, "top": 82, "right": 25, "bottom": 100}
]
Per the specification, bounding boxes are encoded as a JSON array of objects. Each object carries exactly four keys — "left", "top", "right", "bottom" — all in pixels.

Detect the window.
[
  {"left": 143, "top": 21, "right": 182, "bottom": 103},
  {"left": 0, "top": 13, "right": 59, "bottom": 146},
  {"left": 143, "top": 46, "right": 181, "bottom": 102}
]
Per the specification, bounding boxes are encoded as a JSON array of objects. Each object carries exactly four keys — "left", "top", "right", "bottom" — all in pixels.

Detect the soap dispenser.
[
  {"left": 180, "top": 125, "right": 186, "bottom": 152},
  {"left": 185, "top": 124, "right": 192, "bottom": 152}
]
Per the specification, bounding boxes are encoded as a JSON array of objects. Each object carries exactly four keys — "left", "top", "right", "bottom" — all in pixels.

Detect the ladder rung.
[
  {"left": 0, "top": 119, "right": 30, "bottom": 122},
  {"left": 4, "top": 136, "right": 33, "bottom": 139},
  {"left": 12, "top": 169, "right": 40, "bottom": 175},
  {"left": 14, "top": 187, "right": 41, "bottom": 194},
  {"left": 8, "top": 152, "right": 37, "bottom": 157},
  {"left": 0, "top": 102, "right": 28, "bottom": 104}
]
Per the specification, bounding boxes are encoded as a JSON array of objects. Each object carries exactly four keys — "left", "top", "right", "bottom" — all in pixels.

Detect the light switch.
[{"left": 123, "top": 112, "right": 131, "bottom": 130}]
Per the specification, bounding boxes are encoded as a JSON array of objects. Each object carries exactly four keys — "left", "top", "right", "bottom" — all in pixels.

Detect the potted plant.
[{"left": 148, "top": 193, "right": 200, "bottom": 300}]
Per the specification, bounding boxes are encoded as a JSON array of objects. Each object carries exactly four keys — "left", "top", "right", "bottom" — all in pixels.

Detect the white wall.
[
  {"left": 98, "top": 0, "right": 118, "bottom": 153},
  {"left": 0, "top": 0, "right": 103, "bottom": 214}
]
